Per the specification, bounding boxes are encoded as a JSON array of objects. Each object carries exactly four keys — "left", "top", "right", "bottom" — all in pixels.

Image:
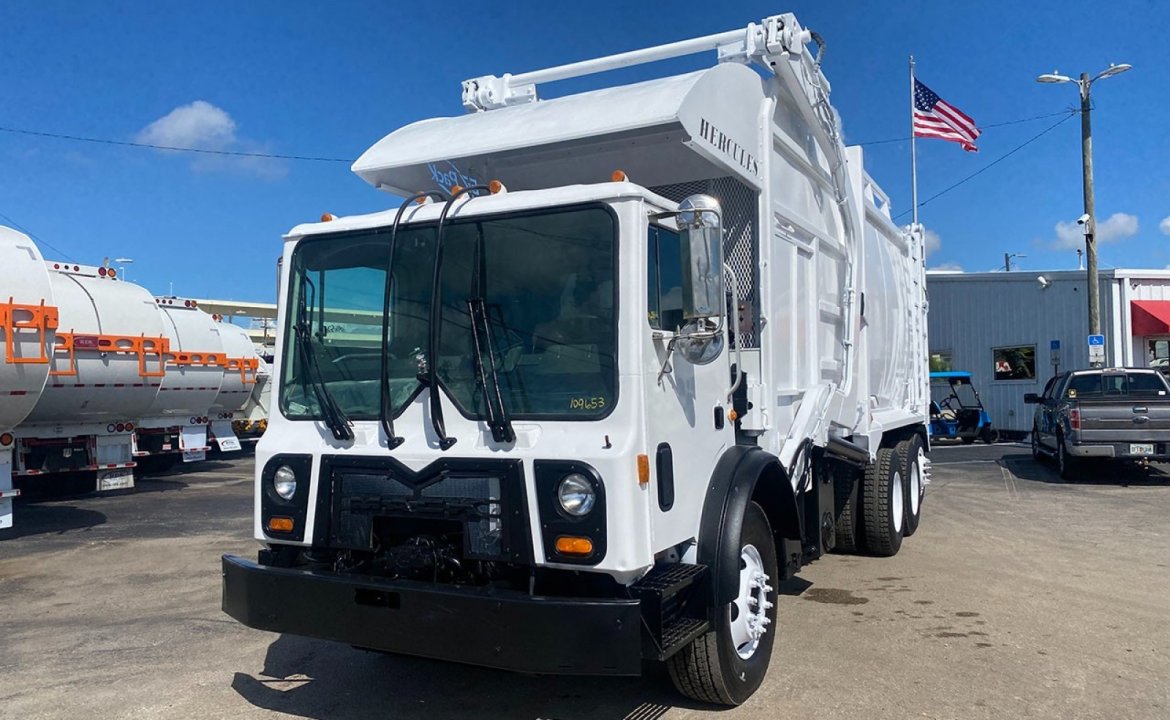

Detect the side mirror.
[
  {"left": 675, "top": 194, "right": 725, "bottom": 365},
  {"left": 1023, "top": 393, "right": 1039, "bottom": 404}
]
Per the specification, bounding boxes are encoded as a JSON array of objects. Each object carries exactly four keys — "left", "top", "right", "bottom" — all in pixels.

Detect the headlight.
[
  {"left": 557, "top": 473, "right": 596, "bottom": 516},
  {"left": 273, "top": 465, "right": 297, "bottom": 500}
]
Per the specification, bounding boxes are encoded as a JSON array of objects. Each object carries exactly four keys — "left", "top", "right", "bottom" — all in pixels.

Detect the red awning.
[{"left": 1131, "top": 300, "right": 1170, "bottom": 336}]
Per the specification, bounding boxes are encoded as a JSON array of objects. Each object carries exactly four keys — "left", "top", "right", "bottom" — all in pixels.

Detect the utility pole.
[
  {"left": 1037, "top": 63, "right": 1130, "bottom": 367},
  {"left": 1079, "top": 72, "right": 1099, "bottom": 339},
  {"left": 1003, "top": 252, "right": 1025, "bottom": 272}
]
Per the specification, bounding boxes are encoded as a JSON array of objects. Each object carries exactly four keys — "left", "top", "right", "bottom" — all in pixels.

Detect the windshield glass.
[
  {"left": 950, "top": 381, "right": 980, "bottom": 408},
  {"left": 281, "top": 205, "right": 617, "bottom": 422}
]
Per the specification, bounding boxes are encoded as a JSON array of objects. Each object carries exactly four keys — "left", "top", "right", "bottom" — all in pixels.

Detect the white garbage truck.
[{"left": 222, "top": 12, "right": 929, "bottom": 705}]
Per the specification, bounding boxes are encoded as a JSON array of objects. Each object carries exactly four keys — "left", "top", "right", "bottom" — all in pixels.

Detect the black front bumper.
[{"left": 222, "top": 554, "right": 643, "bottom": 676}]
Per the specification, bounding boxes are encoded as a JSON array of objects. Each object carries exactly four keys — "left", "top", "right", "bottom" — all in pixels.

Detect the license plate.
[
  {"left": 1130, "top": 443, "right": 1154, "bottom": 455},
  {"left": 182, "top": 449, "right": 207, "bottom": 463}
]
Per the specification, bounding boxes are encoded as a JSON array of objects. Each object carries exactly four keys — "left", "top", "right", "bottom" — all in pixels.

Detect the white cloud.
[
  {"left": 136, "top": 100, "right": 237, "bottom": 150},
  {"left": 924, "top": 229, "right": 941, "bottom": 257},
  {"left": 927, "top": 262, "right": 964, "bottom": 273},
  {"left": 135, "top": 101, "right": 286, "bottom": 179},
  {"left": 1159, "top": 216, "right": 1170, "bottom": 235},
  {"left": 1053, "top": 212, "right": 1139, "bottom": 249}
]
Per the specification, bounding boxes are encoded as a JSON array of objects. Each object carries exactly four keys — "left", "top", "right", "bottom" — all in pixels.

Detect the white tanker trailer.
[{"left": 0, "top": 225, "right": 263, "bottom": 527}]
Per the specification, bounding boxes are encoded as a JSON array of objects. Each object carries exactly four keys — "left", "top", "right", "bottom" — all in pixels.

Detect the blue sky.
[{"left": 1, "top": 0, "right": 1167, "bottom": 301}]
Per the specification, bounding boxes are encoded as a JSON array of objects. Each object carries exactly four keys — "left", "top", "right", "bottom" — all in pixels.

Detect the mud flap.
[
  {"left": 180, "top": 425, "right": 208, "bottom": 463},
  {"left": 209, "top": 420, "right": 242, "bottom": 453},
  {"left": 1, "top": 447, "right": 16, "bottom": 529}
]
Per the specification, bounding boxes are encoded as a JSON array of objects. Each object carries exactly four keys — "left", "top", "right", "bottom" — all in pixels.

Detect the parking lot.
[{"left": 1, "top": 445, "right": 1168, "bottom": 720}]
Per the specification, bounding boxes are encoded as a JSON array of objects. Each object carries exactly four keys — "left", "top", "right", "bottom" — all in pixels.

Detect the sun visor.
[{"left": 352, "top": 63, "right": 767, "bottom": 196}]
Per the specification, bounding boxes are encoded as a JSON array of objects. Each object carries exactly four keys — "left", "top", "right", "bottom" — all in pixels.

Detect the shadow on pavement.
[
  {"left": 232, "top": 634, "right": 702, "bottom": 720},
  {"left": 1001, "top": 453, "right": 1170, "bottom": 487},
  {"left": 0, "top": 504, "right": 107, "bottom": 540}
]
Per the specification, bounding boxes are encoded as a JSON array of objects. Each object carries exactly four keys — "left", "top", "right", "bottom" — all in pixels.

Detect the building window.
[
  {"left": 929, "top": 351, "right": 953, "bottom": 372},
  {"left": 1148, "top": 338, "right": 1169, "bottom": 373},
  {"left": 993, "top": 345, "right": 1036, "bottom": 381}
]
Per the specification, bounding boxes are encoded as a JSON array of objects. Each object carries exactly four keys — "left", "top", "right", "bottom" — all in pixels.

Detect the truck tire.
[
  {"left": 831, "top": 463, "right": 862, "bottom": 553},
  {"left": 1031, "top": 426, "right": 1043, "bottom": 461},
  {"left": 862, "top": 445, "right": 904, "bottom": 557},
  {"left": 668, "top": 501, "right": 777, "bottom": 706},
  {"left": 1057, "top": 433, "right": 1080, "bottom": 480},
  {"left": 897, "top": 436, "right": 925, "bottom": 538}
]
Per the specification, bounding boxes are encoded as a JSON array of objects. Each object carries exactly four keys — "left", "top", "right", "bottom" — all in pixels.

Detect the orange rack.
[{"left": 1, "top": 298, "right": 60, "bottom": 365}]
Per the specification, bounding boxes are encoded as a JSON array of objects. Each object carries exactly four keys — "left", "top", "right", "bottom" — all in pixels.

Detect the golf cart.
[{"left": 930, "top": 371, "right": 998, "bottom": 444}]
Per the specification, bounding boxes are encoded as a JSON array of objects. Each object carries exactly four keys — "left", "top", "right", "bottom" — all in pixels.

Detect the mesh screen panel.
[{"left": 650, "top": 178, "right": 759, "bottom": 347}]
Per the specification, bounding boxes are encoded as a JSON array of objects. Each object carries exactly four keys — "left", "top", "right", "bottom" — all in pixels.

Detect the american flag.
[{"left": 913, "top": 79, "right": 981, "bottom": 152}]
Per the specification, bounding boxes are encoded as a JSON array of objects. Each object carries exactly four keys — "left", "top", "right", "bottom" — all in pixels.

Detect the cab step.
[{"left": 631, "top": 562, "right": 710, "bottom": 661}]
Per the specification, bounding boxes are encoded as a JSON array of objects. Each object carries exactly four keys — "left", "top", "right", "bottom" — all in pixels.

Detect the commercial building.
[{"left": 926, "top": 269, "right": 1170, "bottom": 432}]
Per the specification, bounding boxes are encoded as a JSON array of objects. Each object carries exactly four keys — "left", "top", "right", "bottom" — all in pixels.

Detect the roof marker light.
[
  {"left": 489, "top": 180, "right": 506, "bottom": 194},
  {"left": 612, "top": 170, "right": 628, "bottom": 182},
  {"left": 98, "top": 267, "right": 107, "bottom": 277},
  {"left": 449, "top": 184, "right": 464, "bottom": 196},
  {"left": 321, "top": 213, "right": 335, "bottom": 222}
]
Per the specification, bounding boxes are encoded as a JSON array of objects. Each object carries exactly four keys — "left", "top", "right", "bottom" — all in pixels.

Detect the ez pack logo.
[{"left": 428, "top": 161, "right": 480, "bottom": 193}]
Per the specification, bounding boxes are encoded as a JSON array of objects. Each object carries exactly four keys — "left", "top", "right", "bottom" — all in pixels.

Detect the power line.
[
  {"left": 0, "top": 125, "right": 352, "bottom": 162},
  {"left": 894, "top": 112, "right": 1077, "bottom": 221},
  {"left": 855, "top": 109, "right": 1076, "bottom": 147},
  {"left": 0, "top": 209, "right": 77, "bottom": 262}
]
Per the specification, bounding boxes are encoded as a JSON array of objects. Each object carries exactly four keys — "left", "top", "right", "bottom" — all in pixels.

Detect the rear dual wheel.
[
  {"left": 863, "top": 445, "right": 905, "bottom": 556},
  {"left": 897, "top": 437, "right": 925, "bottom": 538}
]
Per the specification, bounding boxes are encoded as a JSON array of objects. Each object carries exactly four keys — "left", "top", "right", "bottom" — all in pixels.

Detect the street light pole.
[
  {"left": 1078, "top": 72, "right": 1099, "bottom": 339},
  {"left": 1037, "top": 63, "right": 1131, "bottom": 367}
]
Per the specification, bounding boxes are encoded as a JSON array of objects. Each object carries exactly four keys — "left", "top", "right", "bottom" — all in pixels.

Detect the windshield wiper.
[
  {"left": 379, "top": 190, "right": 450, "bottom": 450},
  {"left": 467, "top": 297, "right": 515, "bottom": 443},
  {"left": 426, "top": 184, "right": 490, "bottom": 451},
  {"left": 295, "top": 281, "right": 353, "bottom": 442}
]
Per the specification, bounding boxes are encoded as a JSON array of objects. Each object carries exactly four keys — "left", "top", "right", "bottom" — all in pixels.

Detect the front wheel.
[
  {"left": 668, "top": 502, "right": 778, "bottom": 706},
  {"left": 1031, "top": 427, "right": 1044, "bottom": 461}
]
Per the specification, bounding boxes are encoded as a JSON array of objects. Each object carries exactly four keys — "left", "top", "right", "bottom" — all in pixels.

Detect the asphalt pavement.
[{"left": 1, "top": 444, "right": 1167, "bottom": 719}]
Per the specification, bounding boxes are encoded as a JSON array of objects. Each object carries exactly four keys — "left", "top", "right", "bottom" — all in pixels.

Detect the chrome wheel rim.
[
  {"left": 729, "top": 544, "right": 773, "bottom": 660},
  {"left": 892, "top": 469, "right": 904, "bottom": 531},
  {"left": 909, "top": 456, "right": 922, "bottom": 516}
]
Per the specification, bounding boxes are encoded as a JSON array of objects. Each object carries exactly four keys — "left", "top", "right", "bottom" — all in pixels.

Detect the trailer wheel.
[
  {"left": 897, "top": 437, "right": 925, "bottom": 538},
  {"left": 830, "top": 463, "right": 862, "bottom": 553},
  {"left": 668, "top": 501, "right": 777, "bottom": 706},
  {"left": 862, "top": 445, "right": 904, "bottom": 556},
  {"left": 1057, "top": 433, "right": 1080, "bottom": 480}
]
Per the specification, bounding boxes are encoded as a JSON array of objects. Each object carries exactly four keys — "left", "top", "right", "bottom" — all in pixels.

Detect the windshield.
[{"left": 281, "top": 205, "right": 617, "bottom": 422}]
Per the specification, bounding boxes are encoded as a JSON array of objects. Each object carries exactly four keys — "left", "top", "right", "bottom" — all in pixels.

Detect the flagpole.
[{"left": 910, "top": 55, "right": 919, "bottom": 226}]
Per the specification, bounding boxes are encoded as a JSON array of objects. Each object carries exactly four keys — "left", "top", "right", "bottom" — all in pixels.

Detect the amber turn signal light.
[
  {"left": 555, "top": 536, "right": 594, "bottom": 556},
  {"left": 267, "top": 516, "right": 294, "bottom": 533},
  {"left": 637, "top": 453, "right": 650, "bottom": 486}
]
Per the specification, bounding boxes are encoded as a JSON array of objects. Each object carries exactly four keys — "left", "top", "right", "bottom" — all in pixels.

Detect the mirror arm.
[
  {"left": 725, "top": 262, "right": 742, "bottom": 403},
  {"left": 656, "top": 335, "right": 679, "bottom": 387}
]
